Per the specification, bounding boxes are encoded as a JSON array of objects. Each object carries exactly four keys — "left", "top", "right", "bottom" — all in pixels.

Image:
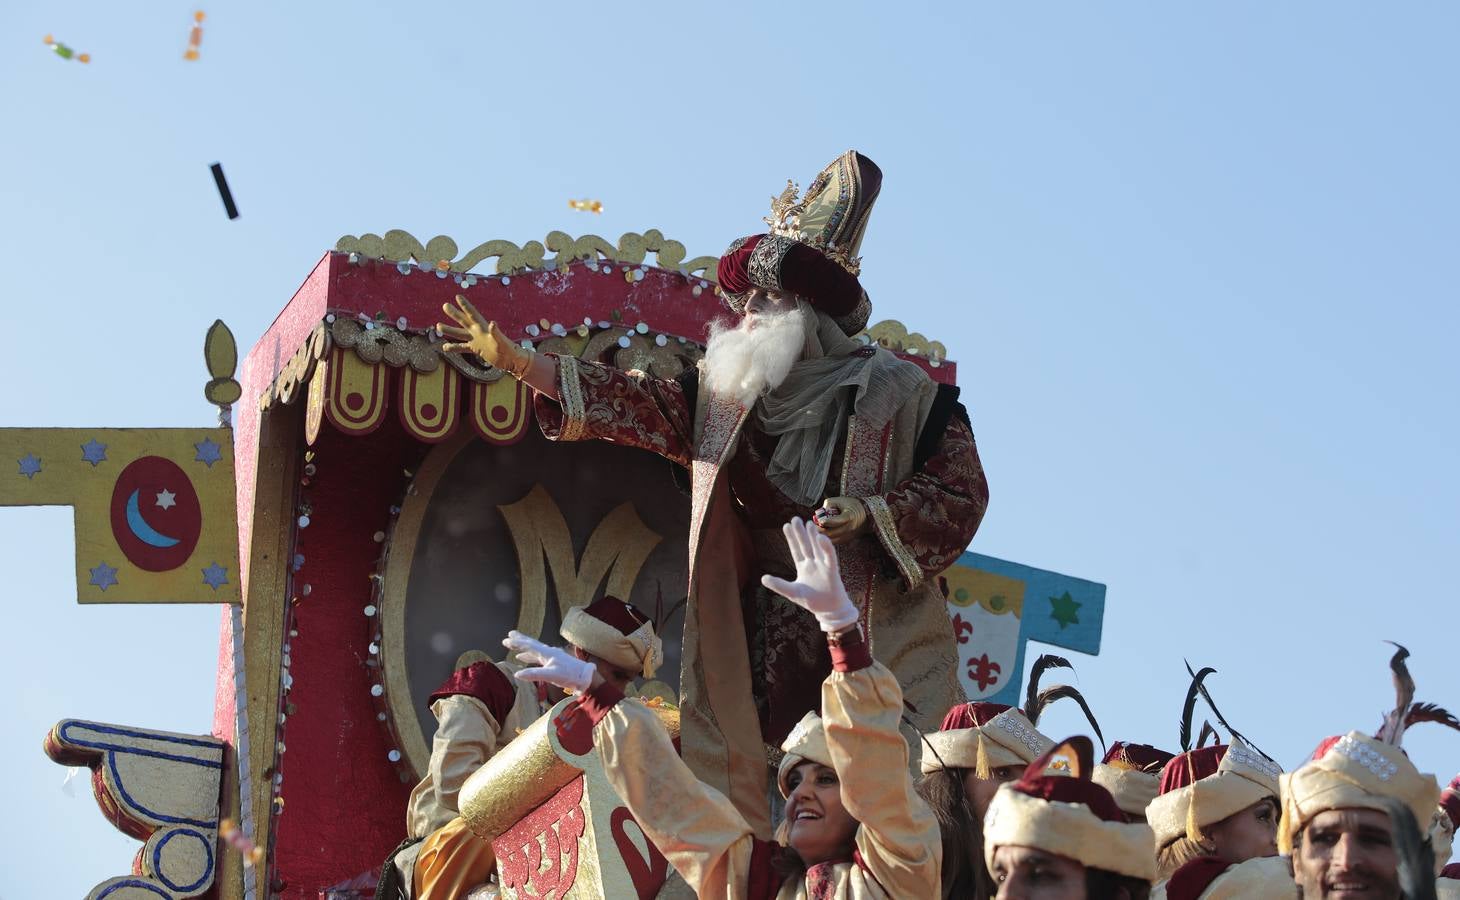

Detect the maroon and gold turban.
[
  {"left": 716, "top": 150, "right": 881, "bottom": 335},
  {"left": 558, "top": 596, "right": 662, "bottom": 679},
  {"left": 1146, "top": 740, "right": 1283, "bottom": 850},
  {"left": 982, "top": 736, "right": 1157, "bottom": 883},
  {"left": 919, "top": 701, "right": 1055, "bottom": 777},
  {"left": 1092, "top": 741, "right": 1177, "bottom": 818}
]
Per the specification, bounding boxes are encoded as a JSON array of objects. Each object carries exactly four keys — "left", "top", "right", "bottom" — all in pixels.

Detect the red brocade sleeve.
[
  {"left": 532, "top": 354, "right": 695, "bottom": 467},
  {"left": 864, "top": 416, "right": 989, "bottom": 591}
]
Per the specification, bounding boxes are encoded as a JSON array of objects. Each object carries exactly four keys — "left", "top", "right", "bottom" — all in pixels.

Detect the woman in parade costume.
[
  {"left": 502, "top": 517, "right": 942, "bottom": 898},
  {"left": 981, "top": 735, "right": 1156, "bottom": 899},
  {"left": 916, "top": 655, "right": 1103, "bottom": 898},
  {"left": 1147, "top": 666, "right": 1284, "bottom": 883}
]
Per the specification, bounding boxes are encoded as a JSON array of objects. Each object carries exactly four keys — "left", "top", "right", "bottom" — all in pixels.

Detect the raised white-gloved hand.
[
  {"left": 501, "top": 630, "right": 596, "bottom": 693},
  {"left": 760, "top": 517, "right": 858, "bottom": 634}
]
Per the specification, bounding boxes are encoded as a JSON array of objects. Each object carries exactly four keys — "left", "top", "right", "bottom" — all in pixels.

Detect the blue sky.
[{"left": 2, "top": 2, "right": 1457, "bottom": 895}]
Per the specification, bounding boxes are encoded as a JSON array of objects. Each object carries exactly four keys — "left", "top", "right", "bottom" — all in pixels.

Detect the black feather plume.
[
  {"left": 1025, "top": 654, "right": 1073, "bottom": 717},
  {"left": 1197, "top": 720, "right": 1219, "bottom": 748},
  {"left": 1031, "top": 685, "right": 1106, "bottom": 752},
  {"left": 1185, "top": 660, "right": 1276, "bottom": 763},
  {"left": 1179, "top": 666, "right": 1216, "bottom": 752}
]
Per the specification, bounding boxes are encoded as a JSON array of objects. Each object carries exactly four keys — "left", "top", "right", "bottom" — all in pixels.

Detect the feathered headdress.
[
  {"left": 1376, "top": 642, "right": 1460, "bottom": 744},
  {"left": 1277, "top": 642, "right": 1449, "bottom": 855},
  {"left": 1024, "top": 654, "right": 1105, "bottom": 753},
  {"left": 1175, "top": 661, "right": 1277, "bottom": 763}
]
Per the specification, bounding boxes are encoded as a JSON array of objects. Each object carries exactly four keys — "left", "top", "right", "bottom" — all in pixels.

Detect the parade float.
[{"left": 1, "top": 226, "right": 1105, "bottom": 899}]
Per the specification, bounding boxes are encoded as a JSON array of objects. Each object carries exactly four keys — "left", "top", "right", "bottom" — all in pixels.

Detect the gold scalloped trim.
[
  {"left": 259, "top": 323, "right": 330, "bottom": 411},
  {"left": 335, "top": 228, "right": 719, "bottom": 280},
  {"left": 329, "top": 317, "right": 438, "bottom": 372},
  {"left": 860, "top": 319, "right": 948, "bottom": 365},
  {"left": 261, "top": 316, "right": 710, "bottom": 412}
]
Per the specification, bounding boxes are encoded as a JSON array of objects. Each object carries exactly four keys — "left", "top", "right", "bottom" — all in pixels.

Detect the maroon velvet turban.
[{"left": 1104, "top": 741, "right": 1178, "bottom": 775}]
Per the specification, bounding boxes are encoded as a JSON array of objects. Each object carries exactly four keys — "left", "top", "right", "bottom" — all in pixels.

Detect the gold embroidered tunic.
[{"left": 575, "top": 644, "right": 943, "bottom": 899}]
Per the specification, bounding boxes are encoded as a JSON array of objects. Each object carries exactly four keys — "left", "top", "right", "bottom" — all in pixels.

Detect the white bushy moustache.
[{"left": 702, "top": 303, "right": 811, "bottom": 406}]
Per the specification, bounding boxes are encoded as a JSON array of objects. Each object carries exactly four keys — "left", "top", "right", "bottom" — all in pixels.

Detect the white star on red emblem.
[{"left": 155, "top": 489, "right": 177, "bottom": 510}]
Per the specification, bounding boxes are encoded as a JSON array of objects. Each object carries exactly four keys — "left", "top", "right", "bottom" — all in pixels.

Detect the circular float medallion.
[{"left": 109, "top": 456, "right": 203, "bottom": 571}]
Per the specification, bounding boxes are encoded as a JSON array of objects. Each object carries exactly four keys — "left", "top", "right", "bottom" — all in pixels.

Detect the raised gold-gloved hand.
[
  {"left": 436, "top": 294, "right": 532, "bottom": 378},
  {"left": 813, "top": 496, "right": 869, "bottom": 545}
]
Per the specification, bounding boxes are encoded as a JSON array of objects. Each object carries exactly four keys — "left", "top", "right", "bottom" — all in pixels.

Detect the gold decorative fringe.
[{"left": 975, "top": 732, "right": 993, "bottom": 780}]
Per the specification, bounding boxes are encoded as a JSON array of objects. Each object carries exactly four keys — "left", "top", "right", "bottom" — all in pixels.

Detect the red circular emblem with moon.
[{"left": 109, "top": 456, "right": 203, "bottom": 571}]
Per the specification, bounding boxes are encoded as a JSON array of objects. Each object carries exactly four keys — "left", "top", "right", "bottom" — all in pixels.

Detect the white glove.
[
  {"left": 760, "top": 517, "right": 859, "bottom": 634},
  {"left": 501, "top": 630, "right": 596, "bottom": 693}
]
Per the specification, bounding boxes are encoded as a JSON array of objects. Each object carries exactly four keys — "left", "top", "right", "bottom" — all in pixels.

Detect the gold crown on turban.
[{"left": 765, "top": 150, "right": 881, "bottom": 277}]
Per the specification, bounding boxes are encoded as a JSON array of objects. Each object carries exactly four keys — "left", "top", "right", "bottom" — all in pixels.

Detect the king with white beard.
[
  {"left": 437, "top": 150, "right": 990, "bottom": 836},
  {"left": 702, "top": 297, "right": 813, "bottom": 406}
]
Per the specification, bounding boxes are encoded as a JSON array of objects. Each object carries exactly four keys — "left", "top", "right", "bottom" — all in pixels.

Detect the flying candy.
[
  {"left": 210, "top": 162, "right": 239, "bottom": 220},
  {"left": 220, "top": 818, "right": 265, "bottom": 866},
  {"left": 43, "top": 35, "right": 90, "bottom": 63},
  {"left": 184, "top": 11, "right": 205, "bottom": 61},
  {"left": 568, "top": 199, "right": 603, "bottom": 214}
]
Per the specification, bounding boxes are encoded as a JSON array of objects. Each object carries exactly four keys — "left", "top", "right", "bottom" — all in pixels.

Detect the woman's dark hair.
[
  {"left": 915, "top": 767, "right": 995, "bottom": 900},
  {"left": 771, "top": 817, "right": 808, "bottom": 880},
  {"left": 1085, "top": 867, "right": 1152, "bottom": 900}
]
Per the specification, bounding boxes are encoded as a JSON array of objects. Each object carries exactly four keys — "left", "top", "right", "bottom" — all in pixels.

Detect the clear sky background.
[{"left": 2, "top": 2, "right": 1457, "bottom": 896}]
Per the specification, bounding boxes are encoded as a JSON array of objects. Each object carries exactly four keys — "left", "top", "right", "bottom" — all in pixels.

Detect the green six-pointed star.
[{"left": 1049, "top": 591, "right": 1081, "bottom": 629}]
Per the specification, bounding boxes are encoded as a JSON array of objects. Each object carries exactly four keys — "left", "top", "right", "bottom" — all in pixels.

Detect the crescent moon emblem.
[{"left": 125, "top": 489, "right": 180, "bottom": 548}]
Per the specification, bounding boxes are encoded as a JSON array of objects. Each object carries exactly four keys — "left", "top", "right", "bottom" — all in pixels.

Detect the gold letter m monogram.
[{"left": 498, "top": 484, "right": 662, "bottom": 639}]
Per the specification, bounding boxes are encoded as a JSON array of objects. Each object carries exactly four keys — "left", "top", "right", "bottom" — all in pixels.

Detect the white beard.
[{"left": 702, "top": 304, "right": 811, "bottom": 407}]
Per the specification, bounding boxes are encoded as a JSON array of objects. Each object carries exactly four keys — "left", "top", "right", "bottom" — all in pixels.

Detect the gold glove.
[
  {"left": 813, "top": 496, "right": 869, "bottom": 545},
  {"left": 436, "top": 294, "right": 532, "bottom": 378}
]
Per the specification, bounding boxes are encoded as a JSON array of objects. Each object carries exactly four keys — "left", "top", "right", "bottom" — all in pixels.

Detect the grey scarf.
[{"left": 755, "top": 312, "right": 928, "bottom": 506}]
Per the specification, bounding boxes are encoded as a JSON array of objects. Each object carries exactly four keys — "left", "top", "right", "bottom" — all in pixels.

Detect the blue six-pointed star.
[
  {"left": 201, "top": 562, "right": 229, "bottom": 590},
  {"left": 80, "top": 439, "right": 108, "bottom": 466},
  {"left": 194, "top": 437, "right": 223, "bottom": 468},
  {"left": 89, "top": 562, "right": 119, "bottom": 591}
]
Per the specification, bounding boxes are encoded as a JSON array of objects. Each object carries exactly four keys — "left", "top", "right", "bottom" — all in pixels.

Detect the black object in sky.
[{"left": 210, "top": 162, "right": 239, "bottom": 220}]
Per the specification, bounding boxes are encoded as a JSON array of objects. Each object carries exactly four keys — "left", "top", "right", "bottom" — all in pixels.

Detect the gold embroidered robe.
[{"left": 534, "top": 353, "right": 988, "bottom": 836}]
